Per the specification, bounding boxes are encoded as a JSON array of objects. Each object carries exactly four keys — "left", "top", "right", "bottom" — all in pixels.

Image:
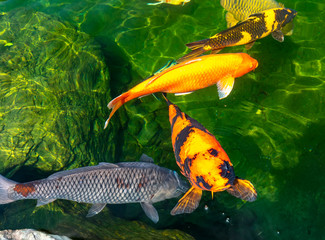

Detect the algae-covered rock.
[
  {"left": 0, "top": 8, "right": 112, "bottom": 175},
  {"left": 1, "top": 200, "right": 195, "bottom": 240}
]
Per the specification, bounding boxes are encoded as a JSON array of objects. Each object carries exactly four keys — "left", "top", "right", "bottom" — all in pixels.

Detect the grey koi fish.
[{"left": 0, "top": 154, "right": 189, "bottom": 223}]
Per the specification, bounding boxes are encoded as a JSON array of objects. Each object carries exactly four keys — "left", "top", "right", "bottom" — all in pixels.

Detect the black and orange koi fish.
[{"left": 163, "top": 95, "right": 257, "bottom": 215}]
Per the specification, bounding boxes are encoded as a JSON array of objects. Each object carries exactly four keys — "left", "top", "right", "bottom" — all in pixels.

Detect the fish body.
[
  {"left": 0, "top": 155, "right": 189, "bottom": 223},
  {"left": 163, "top": 96, "right": 257, "bottom": 215},
  {"left": 179, "top": 8, "right": 297, "bottom": 62},
  {"left": 220, "top": 0, "right": 294, "bottom": 35},
  {"left": 104, "top": 53, "right": 258, "bottom": 128},
  {"left": 147, "top": 0, "right": 190, "bottom": 5}
]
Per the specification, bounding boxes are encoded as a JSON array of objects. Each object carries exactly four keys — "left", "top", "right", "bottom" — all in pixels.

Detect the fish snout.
[
  {"left": 235, "top": 53, "right": 259, "bottom": 77},
  {"left": 252, "top": 58, "right": 258, "bottom": 70},
  {"left": 283, "top": 9, "right": 298, "bottom": 26}
]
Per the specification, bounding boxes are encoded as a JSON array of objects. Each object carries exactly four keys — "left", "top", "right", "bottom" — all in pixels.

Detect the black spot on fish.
[
  {"left": 174, "top": 125, "right": 195, "bottom": 163},
  {"left": 185, "top": 114, "right": 213, "bottom": 136},
  {"left": 208, "top": 148, "right": 219, "bottom": 157},
  {"left": 183, "top": 156, "right": 196, "bottom": 177},
  {"left": 274, "top": 8, "right": 297, "bottom": 28},
  {"left": 220, "top": 161, "right": 235, "bottom": 186},
  {"left": 171, "top": 104, "right": 184, "bottom": 130},
  {"left": 195, "top": 176, "right": 213, "bottom": 190}
]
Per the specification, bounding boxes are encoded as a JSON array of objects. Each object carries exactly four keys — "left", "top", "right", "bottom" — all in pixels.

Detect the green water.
[{"left": 0, "top": 0, "right": 324, "bottom": 239}]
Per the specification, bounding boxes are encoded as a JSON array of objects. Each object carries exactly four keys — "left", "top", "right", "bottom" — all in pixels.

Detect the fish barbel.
[
  {"left": 0, "top": 154, "right": 189, "bottom": 223},
  {"left": 104, "top": 53, "right": 258, "bottom": 128},
  {"left": 163, "top": 95, "right": 257, "bottom": 215}
]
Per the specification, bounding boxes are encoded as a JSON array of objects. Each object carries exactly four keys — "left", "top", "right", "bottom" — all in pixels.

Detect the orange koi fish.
[
  {"left": 163, "top": 95, "right": 257, "bottom": 215},
  {"left": 104, "top": 53, "right": 258, "bottom": 128},
  {"left": 179, "top": 8, "right": 297, "bottom": 62}
]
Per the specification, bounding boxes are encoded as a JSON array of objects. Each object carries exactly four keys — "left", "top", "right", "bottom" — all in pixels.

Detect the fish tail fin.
[
  {"left": 186, "top": 39, "right": 208, "bottom": 51},
  {"left": 170, "top": 187, "right": 202, "bottom": 215},
  {"left": 226, "top": 177, "right": 257, "bottom": 202},
  {"left": 104, "top": 92, "right": 131, "bottom": 129},
  {"left": 177, "top": 39, "right": 209, "bottom": 63},
  {"left": 0, "top": 175, "right": 17, "bottom": 204}
]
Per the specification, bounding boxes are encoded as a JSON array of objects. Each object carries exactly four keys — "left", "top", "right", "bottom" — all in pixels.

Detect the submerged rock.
[
  {"left": 0, "top": 8, "right": 112, "bottom": 175},
  {"left": 0, "top": 229, "right": 71, "bottom": 240}
]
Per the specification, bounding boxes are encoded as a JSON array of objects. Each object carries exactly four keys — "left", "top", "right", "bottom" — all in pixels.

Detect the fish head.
[
  {"left": 151, "top": 170, "right": 189, "bottom": 203},
  {"left": 234, "top": 53, "right": 258, "bottom": 78},
  {"left": 186, "top": 150, "right": 236, "bottom": 192},
  {"left": 276, "top": 8, "right": 297, "bottom": 28}
]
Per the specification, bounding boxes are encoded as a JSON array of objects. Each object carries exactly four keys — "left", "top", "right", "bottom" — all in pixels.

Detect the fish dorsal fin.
[
  {"left": 216, "top": 76, "right": 235, "bottom": 99},
  {"left": 140, "top": 202, "right": 159, "bottom": 223},
  {"left": 86, "top": 203, "right": 107, "bottom": 217},
  {"left": 47, "top": 163, "right": 119, "bottom": 180},
  {"left": 226, "top": 177, "right": 257, "bottom": 202},
  {"left": 139, "top": 154, "right": 154, "bottom": 163},
  {"left": 36, "top": 198, "right": 56, "bottom": 207},
  {"left": 170, "top": 186, "right": 202, "bottom": 215},
  {"left": 225, "top": 12, "right": 239, "bottom": 28},
  {"left": 153, "top": 60, "right": 177, "bottom": 75},
  {"left": 245, "top": 41, "right": 255, "bottom": 50},
  {"left": 98, "top": 162, "right": 119, "bottom": 167},
  {"left": 271, "top": 30, "right": 284, "bottom": 42}
]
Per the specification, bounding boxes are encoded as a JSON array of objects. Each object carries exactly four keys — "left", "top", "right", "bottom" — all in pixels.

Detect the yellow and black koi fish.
[
  {"left": 163, "top": 95, "right": 257, "bottom": 215},
  {"left": 220, "top": 0, "right": 294, "bottom": 36},
  {"left": 179, "top": 7, "right": 297, "bottom": 62}
]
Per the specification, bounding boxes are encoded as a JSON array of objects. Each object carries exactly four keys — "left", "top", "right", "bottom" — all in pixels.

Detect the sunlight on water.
[{"left": 0, "top": 0, "right": 324, "bottom": 239}]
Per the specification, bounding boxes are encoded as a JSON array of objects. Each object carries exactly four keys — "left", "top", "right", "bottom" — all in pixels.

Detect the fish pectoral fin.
[
  {"left": 36, "top": 198, "right": 56, "bottom": 207},
  {"left": 226, "top": 177, "right": 257, "bottom": 202},
  {"left": 86, "top": 203, "right": 107, "bottom": 218},
  {"left": 245, "top": 41, "right": 255, "bottom": 50},
  {"left": 147, "top": 1, "right": 162, "bottom": 5},
  {"left": 140, "top": 202, "right": 159, "bottom": 223},
  {"left": 170, "top": 187, "right": 202, "bottom": 215},
  {"left": 211, "top": 49, "right": 222, "bottom": 54},
  {"left": 271, "top": 30, "right": 284, "bottom": 42},
  {"left": 216, "top": 76, "right": 235, "bottom": 100},
  {"left": 225, "top": 12, "right": 238, "bottom": 28},
  {"left": 174, "top": 91, "right": 193, "bottom": 96},
  {"left": 140, "top": 154, "right": 154, "bottom": 163}
]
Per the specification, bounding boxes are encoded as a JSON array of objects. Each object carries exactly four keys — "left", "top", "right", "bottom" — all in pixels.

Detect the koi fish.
[
  {"left": 0, "top": 154, "right": 189, "bottom": 223},
  {"left": 179, "top": 8, "right": 297, "bottom": 62},
  {"left": 104, "top": 53, "right": 258, "bottom": 128},
  {"left": 163, "top": 95, "right": 257, "bottom": 215},
  {"left": 220, "top": 0, "right": 294, "bottom": 35},
  {"left": 147, "top": 0, "right": 190, "bottom": 5}
]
